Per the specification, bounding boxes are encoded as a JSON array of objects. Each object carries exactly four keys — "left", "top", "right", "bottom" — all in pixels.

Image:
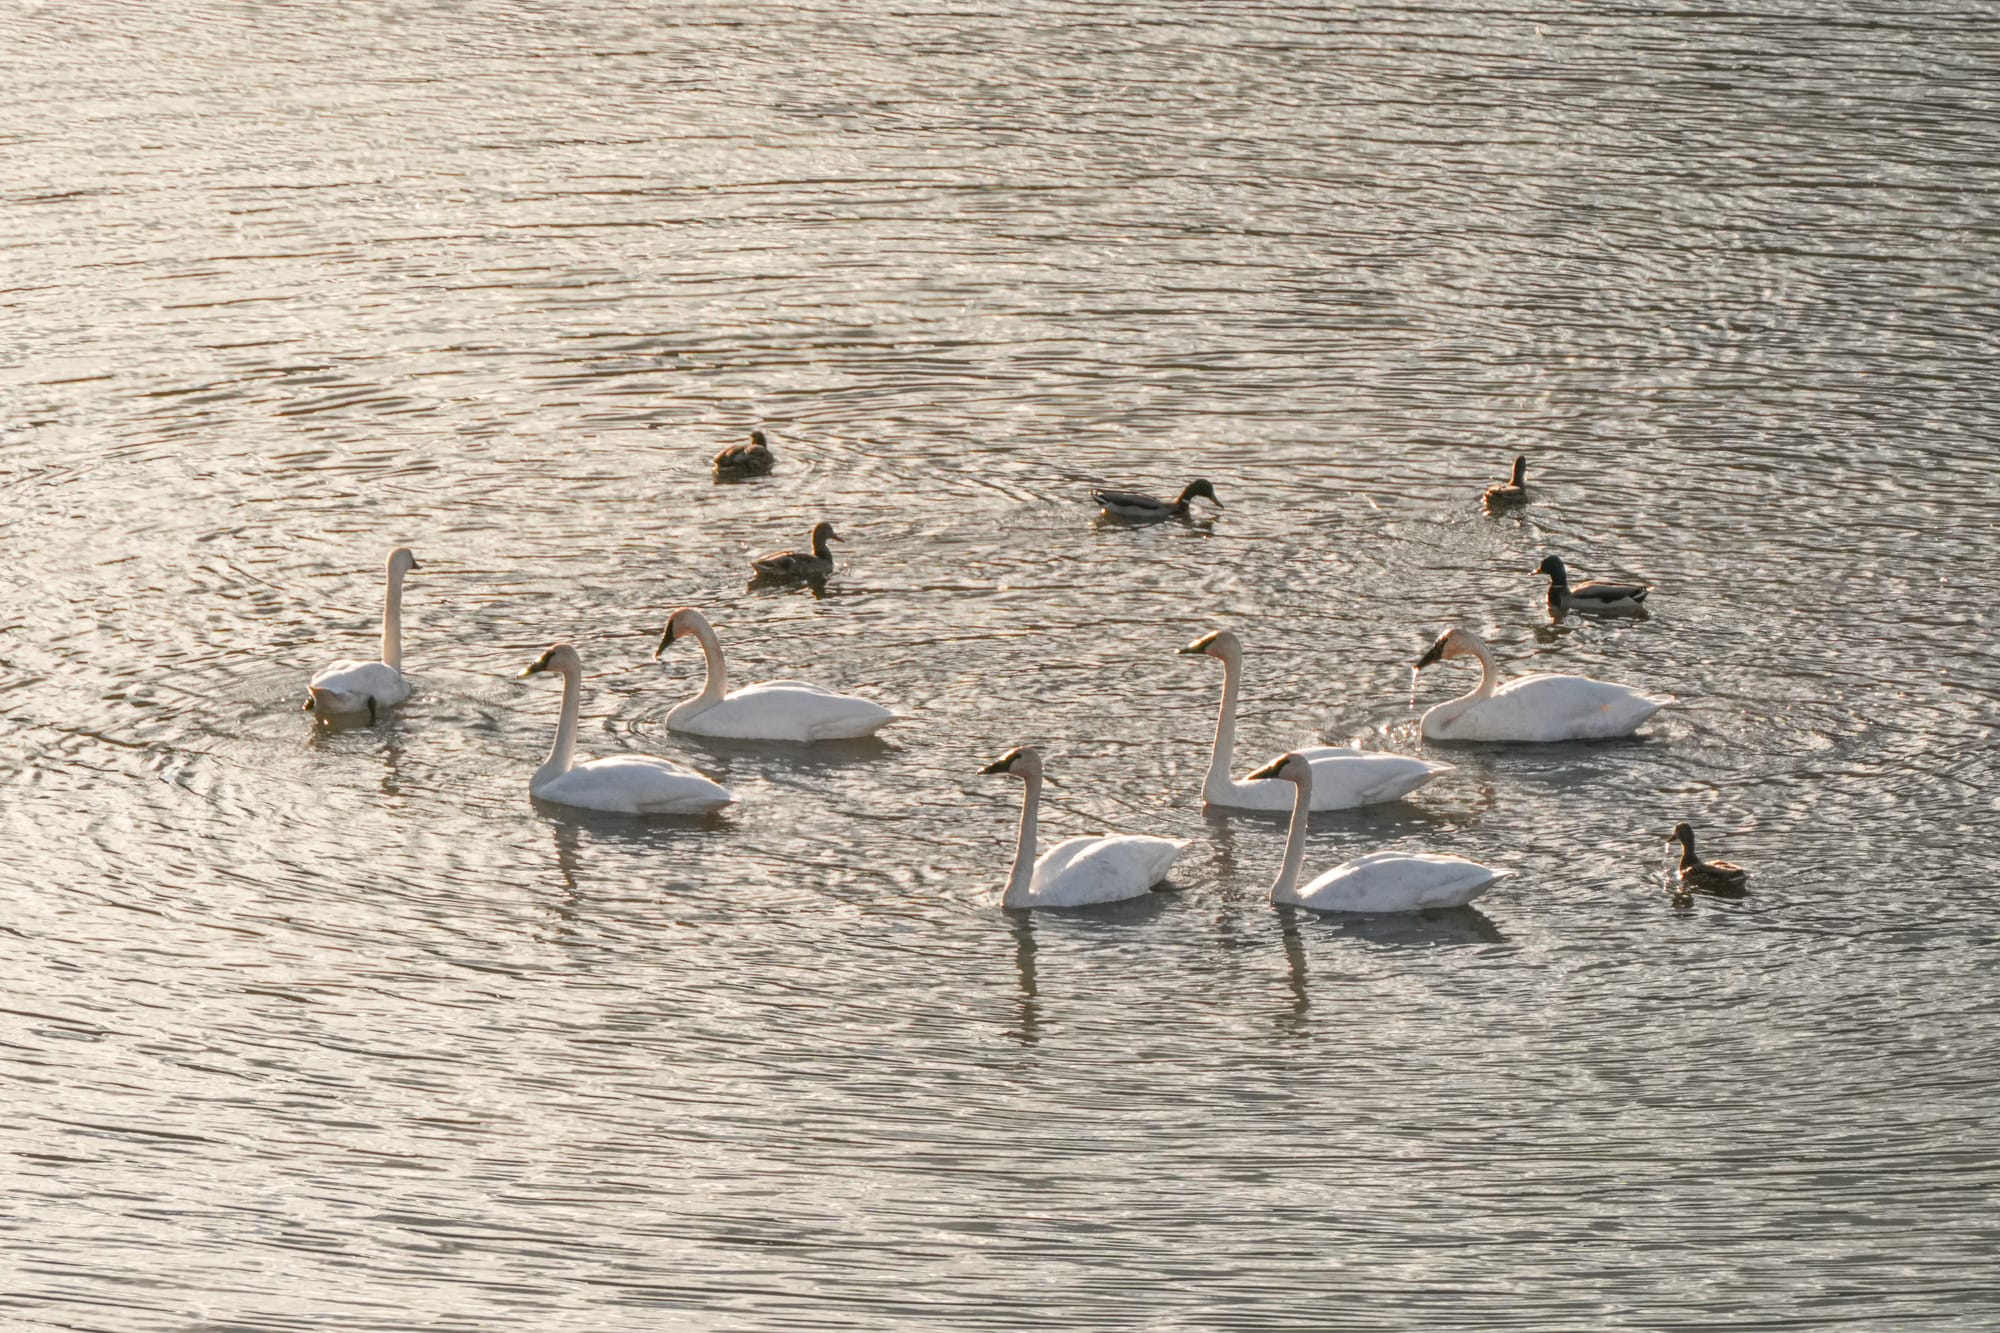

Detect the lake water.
[{"left": 5, "top": 1, "right": 1999, "bottom": 1328}]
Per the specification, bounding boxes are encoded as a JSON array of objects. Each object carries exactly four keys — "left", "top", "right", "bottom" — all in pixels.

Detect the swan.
[
  {"left": 520, "top": 643, "right": 734, "bottom": 815},
  {"left": 305, "top": 546, "right": 420, "bottom": 723},
  {"left": 653, "top": 607, "right": 896, "bottom": 742},
  {"left": 1670, "top": 822, "right": 1749, "bottom": 894},
  {"left": 1414, "top": 627, "right": 1672, "bottom": 743},
  {"left": 713, "top": 429, "right": 775, "bottom": 479},
  {"left": 1178, "top": 629, "right": 1451, "bottom": 810},
  {"left": 1092, "top": 478, "right": 1221, "bottom": 523},
  {"left": 751, "top": 521, "right": 837, "bottom": 581},
  {"left": 1538, "top": 555, "right": 1648, "bottom": 614},
  {"left": 1249, "top": 753, "right": 1509, "bottom": 912},
  {"left": 1483, "top": 454, "right": 1528, "bottom": 509},
  {"left": 981, "top": 746, "right": 1184, "bottom": 908}
]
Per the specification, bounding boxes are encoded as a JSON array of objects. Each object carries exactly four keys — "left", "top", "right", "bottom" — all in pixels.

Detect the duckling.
[
  {"left": 1538, "top": 554, "right": 1649, "bottom": 614},
  {"left": 1482, "top": 454, "right": 1528, "bottom": 509},
  {"left": 1670, "top": 822, "right": 1748, "bottom": 895},
  {"left": 751, "top": 521, "right": 838, "bottom": 581},
  {"left": 1091, "top": 478, "right": 1222, "bottom": 523},
  {"left": 713, "top": 429, "right": 775, "bottom": 479}
]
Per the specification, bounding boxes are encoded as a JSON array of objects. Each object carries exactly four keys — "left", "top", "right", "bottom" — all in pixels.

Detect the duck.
[
  {"left": 1178, "top": 629, "right": 1450, "bottom": 811},
  {"left": 1482, "top": 455, "right": 1528, "bottom": 509},
  {"left": 981, "top": 746, "right": 1184, "bottom": 908},
  {"left": 713, "top": 429, "right": 775, "bottom": 479},
  {"left": 1092, "top": 478, "right": 1222, "bottom": 523},
  {"left": 1669, "top": 822, "right": 1749, "bottom": 894},
  {"left": 653, "top": 607, "right": 896, "bottom": 742},
  {"left": 519, "top": 644, "right": 734, "bottom": 815},
  {"left": 1247, "top": 752, "right": 1509, "bottom": 912},
  {"left": 305, "top": 546, "right": 420, "bottom": 724},
  {"left": 1538, "top": 554, "right": 1648, "bottom": 614},
  {"left": 750, "top": 521, "right": 838, "bottom": 581},
  {"left": 1413, "top": 627, "right": 1672, "bottom": 742}
]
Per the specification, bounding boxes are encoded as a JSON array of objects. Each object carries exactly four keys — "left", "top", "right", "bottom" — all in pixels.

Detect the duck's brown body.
[{"left": 714, "top": 429, "right": 775, "bottom": 479}]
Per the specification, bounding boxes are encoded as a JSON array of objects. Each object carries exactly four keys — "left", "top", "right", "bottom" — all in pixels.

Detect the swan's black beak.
[
  {"left": 1415, "top": 639, "right": 1447, "bottom": 670},
  {"left": 1247, "top": 755, "right": 1290, "bottom": 780},
  {"left": 979, "top": 756, "right": 1014, "bottom": 775},
  {"left": 653, "top": 626, "right": 677, "bottom": 660}
]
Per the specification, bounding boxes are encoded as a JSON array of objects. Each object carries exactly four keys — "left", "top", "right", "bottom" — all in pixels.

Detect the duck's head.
[
  {"left": 1511, "top": 454, "right": 1527, "bottom": 485},
  {"left": 388, "top": 547, "right": 421, "bottom": 577},
  {"left": 1246, "top": 752, "right": 1310, "bottom": 785},
  {"left": 811, "top": 520, "right": 840, "bottom": 545},
  {"left": 980, "top": 745, "right": 1044, "bottom": 780},
  {"left": 1177, "top": 478, "right": 1222, "bottom": 509},
  {"left": 653, "top": 607, "right": 702, "bottom": 659},
  {"left": 1535, "top": 554, "right": 1569, "bottom": 582},
  {"left": 520, "top": 642, "right": 580, "bottom": 678},
  {"left": 1177, "top": 628, "right": 1241, "bottom": 662},
  {"left": 1670, "top": 821, "right": 1696, "bottom": 849},
  {"left": 749, "top": 429, "right": 769, "bottom": 450}
]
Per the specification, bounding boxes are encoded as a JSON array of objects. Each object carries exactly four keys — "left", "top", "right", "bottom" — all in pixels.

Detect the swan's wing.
[
  {"left": 1303, "top": 750, "right": 1451, "bottom": 809},
  {"left": 307, "top": 660, "right": 410, "bottom": 710},
  {"left": 699, "top": 682, "right": 896, "bottom": 740},
  {"left": 1295, "top": 852, "right": 1507, "bottom": 913},
  {"left": 1471, "top": 674, "right": 1670, "bottom": 739},
  {"left": 542, "top": 755, "right": 734, "bottom": 815},
  {"left": 1026, "top": 835, "right": 1182, "bottom": 907}
]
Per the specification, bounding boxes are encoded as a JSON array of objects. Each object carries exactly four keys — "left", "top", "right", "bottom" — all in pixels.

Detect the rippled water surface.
[{"left": 5, "top": 1, "right": 2000, "bottom": 1328}]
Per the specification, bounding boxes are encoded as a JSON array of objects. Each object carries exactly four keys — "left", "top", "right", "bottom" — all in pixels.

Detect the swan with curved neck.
[
  {"left": 980, "top": 746, "right": 1183, "bottom": 908},
  {"left": 1248, "top": 753, "right": 1508, "bottom": 912},
  {"left": 654, "top": 607, "right": 896, "bottom": 742},
  {"left": 1178, "top": 629, "right": 1450, "bottom": 810},
  {"left": 305, "top": 546, "right": 420, "bottom": 723},
  {"left": 520, "top": 643, "right": 733, "bottom": 815},
  {"left": 1413, "top": 627, "right": 1672, "bottom": 743}
]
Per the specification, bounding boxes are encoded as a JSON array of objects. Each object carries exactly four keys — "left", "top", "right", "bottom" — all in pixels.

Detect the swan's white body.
[
  {"left": 1416, "top": 628, "right": 1671, "bottom": 743},
  {"left": 523, "top": 644, "right": 734, "bottom": 815},
  {"left": 1182, "top": 630, "right": 1449, "bottom": 811},
  {"left": 1256, "top": 753, "right": 1507, "bottom": 913},
  {"left": 307, "top": 547, "right": 418, "bottom": 718},
  {"left": 656, "top": 608, "right": 894, "bottom": 742},
  {"left": 984, "top": 747, "right": 1183, "bottom": 909}
]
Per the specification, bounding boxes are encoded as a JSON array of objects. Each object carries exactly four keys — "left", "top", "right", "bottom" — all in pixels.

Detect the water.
[{"left": 5, "top": 1, "right": 1999, "bottom": 1327}]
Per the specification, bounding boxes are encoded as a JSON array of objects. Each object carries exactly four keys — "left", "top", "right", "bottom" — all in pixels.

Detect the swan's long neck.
[
  {"left": 1003, "top": 771, "right": 1042, "bottom": 907},
  {"left": 534, "top": 662, "right": 581, "bottom": 790},
  {"left": 1270, "top": 770, "right": 1312, "bottom": 906},
  {"left": 1428, "top": 638, "right": 1500, "bottom": 729},
  {"left": 381, "top": 563, "right": 408, "bottom": 669},
  {"left": 688, "top": 616, "right": 728, "bottom": 704},
  {"left": 1204, "top": 650, "right": 1244, "bottom": 798}
]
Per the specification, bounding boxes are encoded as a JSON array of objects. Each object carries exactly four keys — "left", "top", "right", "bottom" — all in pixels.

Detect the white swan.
[
  {"left": 305, "top": 546, "right": 419, "bottom": 723},
  {"left": 653, "top": 607, "right": 896, "bottom": 742},
  {"left": 520, "top": 643, "right": 734, "bottom": 815},
  {"left": 1249, "top": 753, "right": 1509, "bottom": 912},
  {"left": 981, "top": 746, "right": 1184, "bottom": 908},
  {"left": 1414, "top": 627, "right": 1672, "bottom": 743},
  {"left": 1179, "top": 629, "right": 1451, "bottom": 810}
]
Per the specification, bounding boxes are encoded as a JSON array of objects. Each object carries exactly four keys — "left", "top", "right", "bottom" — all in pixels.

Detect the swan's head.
[
  {"left": 388, "top": 547, "right": 421, "bottom": 576},
  {"left": 1177, "top": 478, "right": 1222, "bottom": 509},
  {"left": 811, "top": 521, "right": 840, "bottom": 545},
  {"left": 1535, "top": 554, "right": 1569, "bottom": 582},
  {"left": 1246, "top": 752, "right": 1310, "bottom": 784},
  {"left": 1511, "top": 454, "right": 1527, "bottom": 485},
  {"left": 520, "top": 642, "right": 581, "bottom": 678},
  {"left": 1177, "top": 628, "right": 1241, "bottom": 662},
  {"left": 654, "top": 607, "right": 704, "bottom": 659},
  {"left": 980, "top": 746, "right": 1043, "bottom": 780},
  {"left": 1415, "top": 628, "right": 1466, "bottom": 671}
]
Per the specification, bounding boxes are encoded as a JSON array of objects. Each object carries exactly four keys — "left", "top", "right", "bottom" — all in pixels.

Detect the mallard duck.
[
  {"left": 713, "top": 429, "right": 775, "bottom": 479},
  {"left": 981, "top": 746, "right": 1184, "bottom": 908},
  {"left": 750, "top": 521, "right": 837, "bottom": 581},
  {"left": 1670, "top": 822, "right": 1748, "bottom": 894},
  {"left": 1482, "top": 455, "right": 1528, "bottom": 509},
  {"left": 1413, "top": 626, "right": 1672, "bottom": 742},
  {"left": 305, "top": 546, "right": 420, "bottom": 725},
  {"left": 1092, "top": 478, "right": 1222, "bottom": 523},
  {"left": 1537, "top": 554, "right": 1649, "bottom": 614},
  {"left": 1246, "top": 753, "right": 1509, "bottom": 913}
]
